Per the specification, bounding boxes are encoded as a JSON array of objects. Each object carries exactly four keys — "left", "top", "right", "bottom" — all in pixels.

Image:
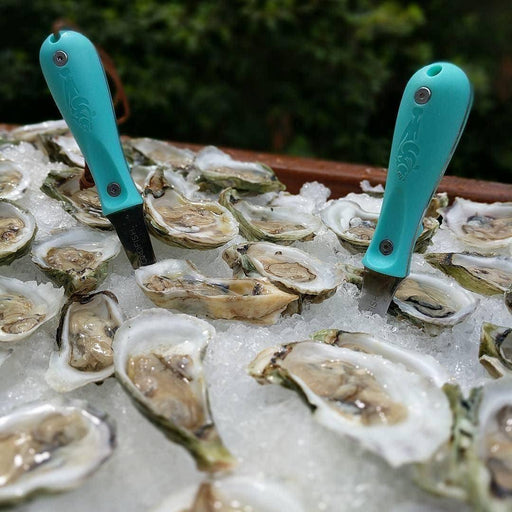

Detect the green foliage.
[{"left": 0, "top": 0, "right": 510, "bottom": 182}]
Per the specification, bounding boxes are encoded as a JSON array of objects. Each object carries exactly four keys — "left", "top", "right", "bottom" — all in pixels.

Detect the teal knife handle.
[
  {"left": 39, "top": 30, "right": 141, "bottom": 217},
  {"left": 362, "top": 62, "right": 472, "bottom": 278}
]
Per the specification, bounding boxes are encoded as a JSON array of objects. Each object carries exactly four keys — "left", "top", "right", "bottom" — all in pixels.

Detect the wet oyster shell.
[
  {"left": 135, "top": 259, "right": 298, "bottom": 325},
  {"left": 0, "top": 400, "right": 115, "bottom": 504},
  {"left": 41, "top": 166, "right": 112, "bottom": 230},
  {"left": 113, "top": 309, "right": 235, "bottom": 472},
  {"left": 45, "top": 291, "right": 123, "bottom": 392},
  {"left": 0, "top": 160, "right": 30, "bottom": 201},
  {"left": 31, "top": 227, "right": 121, "bottom": 295},
  {"left": 223, "top": 241, "right": 342, "bottom": 313},
  {"left": 218, "top": 188, "right": 321, "bottom": 244},
  {"left": 425, "top": 252, "right": 512, "bottom": 296},
  {"left": 479, "top": 322, "right": 512, "bottom": 378},
  {"left": 143, "top": 168, "right": 238, "bottom": 249},
  {"left": 0, "top": 276, "right": 64, "bottom": 343},
  {"left": 151, "top": 476, "right": 305, "bottom": 512},
  {"left": 38, "top": 135, "right": 85, "bottom": 168},
  {"left": 249, "top": 340, "right": 452, "bottom": 467},
  {"left": 195, "top": 146, "right": 285, "bottom": 193},
  {"left": 8, "top": 120, "right": 69, "bottom": 142},
  {"left": 0, "top": 201, "right": 36, "bottom": 265},
  {"left": 440, "top": 198, "right": 512, "bottom": 251}
]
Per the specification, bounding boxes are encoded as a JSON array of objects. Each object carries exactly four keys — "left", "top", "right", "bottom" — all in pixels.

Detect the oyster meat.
[
  {"left": 0, "top": 276, "right": 64, "bottom": 343},
  {"left": 223, "top": 241, "right": 343, "bottom": 310},
  {"left": 0, "top": 160, "right": 30, "bottom": 201},
  {"left": 144, "top": 168, "right": 238, "bottom": 249},
  {"left": 151, "top": 476, "right": 305, "bottom": 512},
  {"left": 135, "top": 259, "right": 298, "bottom": 325},
  {"left": 46, "top": 291, "right": 123, "bottom": 392},
  {"left": 41, "top": 166, "right": 112, "bottom": 230},
  {"left": 219, "top": 188, "right": 321, "bottom": 244},
  {"left": 0, "top": 201, "right": 36, "bottom": 265},
  {"left": 38, "top": 135, "right": 85, "bottom": 168},
  {"left": 425, "top": 252, "right": 512, "bottom": 295},
  {"left": 249, "top": 340, "right": 452, "bottom": 466},
  {"left": 479, "top": 322, "right": 512, "bottom": 378},
  {"left": 0, "top": 400, "right": 115, "bottom": 504},
  {"left": 31, "top": 227, "right": 121, "bottom": 295},
  {"left": 113, "top": 309, "right": 235, "bottom": 472},
  {"left": 440, "top": 197, "right": 512, "bottom": 251},
  {"left": 195, "top": 146, "right": 285, "bottom": 193}
]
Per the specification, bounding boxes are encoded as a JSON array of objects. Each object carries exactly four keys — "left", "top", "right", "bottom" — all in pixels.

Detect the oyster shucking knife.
[
  {"left": 359, "top": 62, "right": 473, "bottom": 316},
  {"left": 39, "top": 30, "right": 156, "bottom": 269}
]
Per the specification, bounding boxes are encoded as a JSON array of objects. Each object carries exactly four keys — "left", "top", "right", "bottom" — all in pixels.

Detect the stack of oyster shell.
[{"left": 0, "top": 120, "right": 512, "bottom": 511}]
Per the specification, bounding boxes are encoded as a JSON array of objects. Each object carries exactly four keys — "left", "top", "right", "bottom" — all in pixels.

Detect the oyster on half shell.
[
  {"left": 144, "top": 168, "right": 238, "bottom": 249},
  {"left": 479, "top": 322, "right": 512, "bottom": 378},
  {"left": 31, "top": 227, "right": 121, "bottom": 295},
  {"left": 0, "top": 400, "right": 115, "bottom": 504},
  {"left": 0, "top": 276, "right": 64, "bottom": 343},
  {"left": 249, "top": 339, "right": 452, "bottom": 467},
  {"left": 0, "top": 160, "right": 30, "bottom": 201},
  {"left": 46, "top": 291, "right": 124, "bottom": 392},
  {"left": 113, "top": 309, "right": 235, "bottom": 472},
  {"left": 0, "top": 201, "right": 36, "bottom": 265},
  {"left": 135, "top": 259, "right": 298, "bottom": 325},
  {"left": 38, "top": 135, "right": 85, "bottom": 168},
  {"left": 219, "top": 187, "right": 322, "bottom": 244}
]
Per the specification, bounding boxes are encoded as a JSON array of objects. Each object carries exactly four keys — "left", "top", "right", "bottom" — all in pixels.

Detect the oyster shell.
[
  {"left": 143, "top": 168, "right": 238, "bottom": 249},
  {"left": 320, "top": 196, "right": 439, "bottom": 253},
  {"left": 249, "top": 340, "right": 452, "bottom": 467},
  {"left": 425, "top": 252, "right": 512, "bottom": 295},
  {"left": 312, "top": 329, "right": 449, "bottom": 386},
  {"left": 41, "top": 166, "right": 112, "bottom": 230},
  {"left": 31, "top": 227, "right": 121, "bottom": 295},
  {"left": 38, "top": 135, "right": 85, "bottom": 168},
  {"left": 113, "top": 309, "right": 235, "bottom": 472},
  {"left": 0, "top": 400, "right": 115, "bottom": 504},
  {"left": 479, "top": 322, "right": 512, "bottom": 378},
  {"left": 0, "top": 276, "right": 64, "bottom": 343},
  {"left": 8, "top": 120, "right": 69, "bottom": 142},
  {"left": 0, "top": 160, "right": 30, "bottom": 201},
  {"left": 135, "top": 259, "right": 298, "bottom": 325},
  {"left": 223, "top": 242, "right": 344, "bottom": 310},
  {"left": 219, "top": 188, "right": 321, "bottom": 244},
  {"left": 151, "top": 476, "right": 305, "bottom": 512},
  {"left": 0, "top": 201, "right": 36, "bottom": 265},
  {"left": 440, "top": 198, "right": 512, "bottom": 251},
  {"left": 195, "top": 146, "right": 285, "bottom": 193},
  {"left": 45, "top": 291, "right": 123, "bottom": 392}
]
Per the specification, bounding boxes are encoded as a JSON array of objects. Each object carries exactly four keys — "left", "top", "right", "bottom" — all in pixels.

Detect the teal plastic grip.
[
  {"left": 362, "top": 62, "right": 472, "bottom": 278},
  {"left": 39, "top": 31, "right": 142, "bottom": 217}
]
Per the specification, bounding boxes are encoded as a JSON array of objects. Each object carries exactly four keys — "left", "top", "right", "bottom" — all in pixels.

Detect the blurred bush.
[{"left": 0, "top": 0, "right": 511, "bottom": 181}]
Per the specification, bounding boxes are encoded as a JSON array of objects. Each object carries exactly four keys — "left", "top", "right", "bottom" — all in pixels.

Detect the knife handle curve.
[
  {"left": 39, "top": 30, "right": 141, "bottom": 217},
  {"left": 363, "top": 62, "right": 473, "bottom": 278}
]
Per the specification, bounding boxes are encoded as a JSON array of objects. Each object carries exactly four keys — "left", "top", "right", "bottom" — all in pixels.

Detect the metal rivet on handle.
[
  {"left": 414, "top": 86, "right": 431, "bottom": 104},
  {"left": 53, "top": 50, "right": 68, "bottom": 67},
  {"left": 107, "top": 182, "right": 121, "bottom": 197},
  {"left": 379, "top": 239, "right": 394, "bottom": 255}
]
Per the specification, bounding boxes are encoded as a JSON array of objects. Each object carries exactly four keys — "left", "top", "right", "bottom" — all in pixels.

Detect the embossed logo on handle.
[
  {"left": 58, "top": 68, "right": 94, "bottom": 132},
  {"left": 396, "top": 107, "right": 423, "bottom": 181}
]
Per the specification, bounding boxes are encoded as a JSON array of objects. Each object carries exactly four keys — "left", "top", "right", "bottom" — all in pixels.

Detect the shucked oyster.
[
  {"left": 144, "top": 168, "right": 238, "bottom": 249},
  {"left": 249, "top": 340, "right": 452, "bottom": 467},
  {"left": 425, "top": 252, "right": 512, "bottom": 296},
  {"left": 195, "top": 146, "right": 285, "bottom": 193},
  {"left": 113, "top": 309, "right": 235, "bottom": 472},
  {"left": 151, "top": 476, "right": 305, "bottom": 512},
  {"left": 479, "top": 322, "right": 512, "bottom": 378},
  {"left": 31, "top": 227, "right": 121, "bottom": 295},
  {"left": 223, "top": 241, "right": 343, "bottom": 311},
  {"left": 38, "top": 134, "right": 85, "bottom": 168},
  {"left": 0, "top": 201, "right": 36, "bottom": 265},
  {"left": 0, "top": 160, "right": 30, "bottom": 201},
  {"left": 0, "top": 400, "right": 115, "bottom": 504},
  {"left": 41, "top": 166, "right": 112, "bottom": 230},
  {"left": 46, "top": 291, "right": 123, "bottom": 392},
  {"left": 8, "top": 120, "right": 69, "bottom": 142},
  {"left": 135, "top": 259, "right": 298, "bottom": 325},
  {"left": 440, "top": 198, "right": 512, "bottom": 251},
  {"left": 0, "top": 276, "right": 64, "bottom": 343},
  {"left": 219, "top": 188, "right": 321, "bottom": 244}
]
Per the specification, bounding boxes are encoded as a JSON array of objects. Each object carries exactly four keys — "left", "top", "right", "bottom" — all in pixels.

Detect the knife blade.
[
  {"left": 359, "top": 62, "right": 473, "bottom": 316},
  {"left": 39, "top": 30, "right": 156, "bottom": 269}
]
